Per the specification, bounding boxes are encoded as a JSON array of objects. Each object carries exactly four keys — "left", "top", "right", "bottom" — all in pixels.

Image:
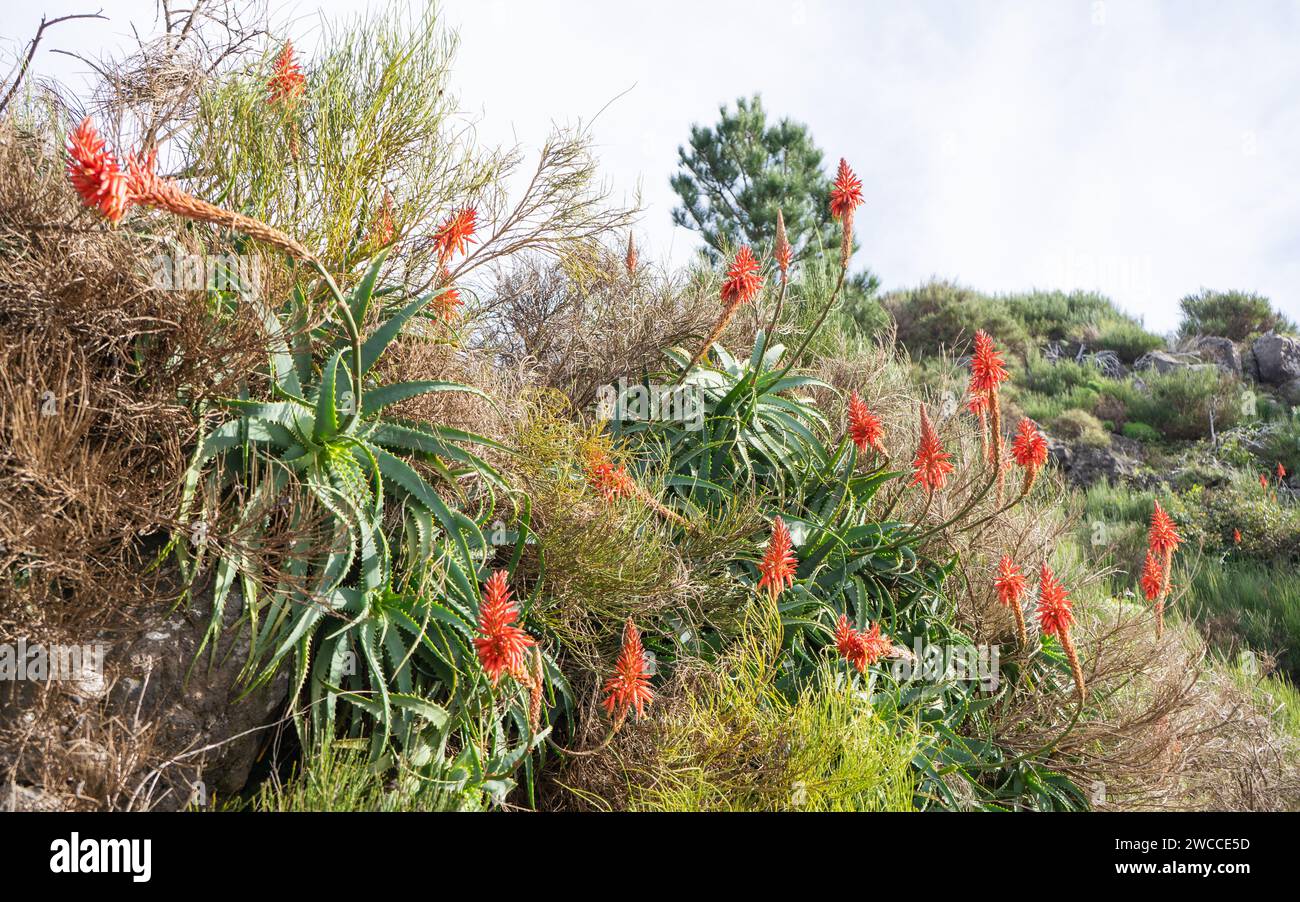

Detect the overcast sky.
[{"left": 7, "top": 0, "right": 1300, "bottom": 333}]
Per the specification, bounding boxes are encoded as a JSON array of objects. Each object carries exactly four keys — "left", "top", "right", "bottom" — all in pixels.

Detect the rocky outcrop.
[
  {"left": 1133, "top": 350, "right": 1193, "bottom": 374},
  {"left": 1047, "top": 435, "right": 1142, "bottom": 488},
  {"left": 107, "top": 578, "right": 289, "bottom": 806},
  {"left": 1190, "top": 336, "right": 1243, "bottom": 376},
  {"left": 1252, "top": 331, "right": 1300, "bottom": 385},
  {"left": 0, "top": 575, "right": 288, "bottom": 811}
]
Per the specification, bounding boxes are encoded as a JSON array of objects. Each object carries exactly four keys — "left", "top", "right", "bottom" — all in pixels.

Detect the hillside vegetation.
[{"left": 1, "top": 3, "right": 1296, "bottom": 812}]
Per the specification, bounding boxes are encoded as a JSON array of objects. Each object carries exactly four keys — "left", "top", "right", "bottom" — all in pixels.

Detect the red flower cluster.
[
  {"left": 1036, "top": 564, "right": 1074, "bottom": 639},
  {"left": 994, "top": 555, "right": 1029, "bottom": 645},
  {"left": 846, "top": 390, "right": 885, "bottom": 455},
  {"left": 994, "top": 556, "right": 1027, "bottom": 607},
  {"left": 720, "top": 245, "right": 763, "bottom": 308},
  {"left": 368, "top": 190, "right": 396, "bottom": 247},
  {"left": 586, "top": 449, "right": 635, "bottom": 502},
  {"left": 1145, "top": 500, "right": 1182, "bottom": 636},
  {"left": 1037, "top": 564, "right": 1085, "bottom": 701},
  {"left": 833, "top": 614, "right": 892, "bottom": 673},
  {"left": 433, "top": 207, "right": 478, "bottom": 263},
  {"left": 1010, "top": 417, "right": 1050, "bottom": 494},
  {"left": 474, "top": 570, "right": 536, "bottom": 685},
  {"left": 625, "top": 232, "right": 638, "bottom": 274},
  {"left": 433, "top": 266, "right": 463, "bottom": 320},
  {"left": 66, "top": 118, "right": 131, "bottom": 223},
  {"left": 968, "top": 329, "right": 1009, "bottom": 398},
  {"left": 1148, "top": 501, "right": 1181, "bottom": 558},
  {"left": 757, "top": 516, "right": 798, "bottom": 601},
  {"left": 910, "top": 404, "right": 954, "bottom": 492},
  {"left": 1139, "top": 551, "right": 1164, "bottom": 602},
  {"left": 829, "top": 158, "right": 864, "bottom": 221},
  {"left": 602, "top": 618, "right": 655, "bottom": 724},
  {"left": 267, "top": 42, "right": 307, "bottom": 104}
]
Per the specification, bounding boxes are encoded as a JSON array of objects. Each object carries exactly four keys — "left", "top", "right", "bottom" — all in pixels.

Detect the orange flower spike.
[
  {"left": 1147, "top": 501, "right": 1182, "bottom": 637},
  {"left": 846, "top": 390, "right": 886, "bottom": 456},
  {"left": 1139, "top": 551, "right": 1164, "bottom": 603},
  {"left": 683, "top": 245, "right": 764, "bottom": 373},
  {"left": 970, "top": 330, "right": 1009, "bottom": 486},
  {"left": 829, "top": 157, "right": 865, "bottom": 221},
  {"left": 267, "top": 41, "right": 307, "bottom": 104},
  {"left": 1147, "top": 500, "right": 1182, "bottom": 558},
  {"left": 860, "top": 621, "right": 894, "bottom": 666},
  {"left": 757, "top": 516, "right": 798, "bottom": 601},
  {"left": 829, "top": 158, "right": 864, "bottom": 269},
  {"left": 625, "top": 232, "right": 638, "bottom": 275},
  {"left": 1278, "top": 462, "right": 1288, "bottom": 481},
  {"left": 994, "top": 556, "right": 1029, "bottom": 646},
  {"left": 1037, "top": 564, "right": 1085, "bottom": 703},
  {"left": 909, "top": 404, "right": 955, "bottom": 492},
  {"left": 969, "top": 330, "right": 1010, "bottom": 397},
  {"left": 473, "top": 570, "right": 536, "bottom": 685},
  {"left": 834, "top": 614, "right": 869, "bottom": 673},
  {"left": 585, "top": 449, "right": 635, "bottom": 502},
  {"left": 1010, "top": 417, "right": 1050, "bottom": 495},
  {"left": 66, "top": 118, "right": 131, "bottom": 224},
  {"left": 1233, "top": 528, "right": 1242, "bottom": 545},
  {"left": 432, "top": 267, "right": 463, "bottom": 321},
  {"left": 368, "top": 190, "right": 396, "bottom": 247},
  {"left": 433, "top": 207, "right": 478, "bottom": 263},
  {"left": 720, "top": 245, "right": 763, "bottom": 308},
  {"left": 1260, "top": 472, "right": 1270, "bottom": 490},
  {"left": 774, "top": 209, "right": 792, "bottom": 277},
  {"left": 601, "top": 618, "right": 655, "bottom": 727}
]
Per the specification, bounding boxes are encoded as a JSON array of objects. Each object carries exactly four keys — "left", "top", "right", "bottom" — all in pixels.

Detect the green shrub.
[
  {"left": 1093, "top": 318, "right": 1166, "bottom": 363},
  {"left": 630, "top": 625, "right": 919, "bottom": 812},
  {"left": 1177, "top": 289, "right": 1296, "bottom": 341},
  {"left": 1121, "top": 421, "right": 1160, "bottom": 443},
  {"left": 882, "top": 280, "right": 1031, "bottom": 359},
  {"left": 1126, "top": 367, "right": 1244, "bottom": 440},
  {"left": 1051, "top": 409, "right": 1111, "bottom": 447}
]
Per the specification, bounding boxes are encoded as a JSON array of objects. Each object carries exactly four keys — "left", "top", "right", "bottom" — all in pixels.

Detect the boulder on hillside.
[
  {"left": 1277, "top": 377, "right": 1300, "bottom": 407},
  {"left": 0, "top": 573, "right": 288, "bottom": 810},
  {"left": 1190, "top": 336, "right": 1243, "bottom": 376},
  {"left": 1252, "top": 331, "right": 1300, "bottom": 385},
  {"left": 1046, "top": 434, "right": 1141, "bottom": 488},
  {"left": 1133, "top": 350, "right": 1193, "bottom": 374}
]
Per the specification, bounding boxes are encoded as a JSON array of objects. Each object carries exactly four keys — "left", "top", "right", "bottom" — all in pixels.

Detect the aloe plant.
[{"left": 171, "top": 254, "right": 563, "bottom": 774}]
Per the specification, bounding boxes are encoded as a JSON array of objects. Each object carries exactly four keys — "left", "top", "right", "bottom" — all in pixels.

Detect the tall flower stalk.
[
  {"left": 681, "top": 245, "right": 763, "bottom": 377},
  {"left": 774, "top": 158, "right": 865, "bottom": 380},
  {"left": 1037, "top": 564, "right": 1085, "bottom": 703},
  {"left": 994, "top": 555, "right": 1029, "bottom": 646},
  {"left": 68, "top": 120, "right": 365, "bottom": 419},
  {"left": 1146, "top": 500, "right": 1182, "bottom": 638},
  {"left": 602, "top": 618, "right": 654, "bottom": 731}
]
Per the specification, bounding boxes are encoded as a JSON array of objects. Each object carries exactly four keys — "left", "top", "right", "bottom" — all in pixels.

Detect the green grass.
[
  {"left": 237, "top": 745, "right": 486, "bottom": 812},
  {"left": 1181, "top": 560, "right": 1300, "bottom": 680}
]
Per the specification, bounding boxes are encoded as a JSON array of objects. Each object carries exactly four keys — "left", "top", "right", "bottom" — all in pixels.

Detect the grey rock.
[
  {"left": 1251, "top": 331, "right": 1300, "bottom": 385},
  {"left": 1133, "top": 350, "right": 1193, "bottom": 374},
  {"left": 1047, "top": 435, "right": 1141, "bottom": 488},
  {"left": 1277, "top": 377, "right": 1300, "bottom": 406},
  {"left": 1190, "top": 336, "right": 1242, "bottom": 376},
  {"left": 111, "top": 578, "right": 288, "bottom": 803}
]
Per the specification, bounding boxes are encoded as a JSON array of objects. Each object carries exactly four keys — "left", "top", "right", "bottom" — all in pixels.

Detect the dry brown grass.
[
  {"left": 0, "top": 115, "right": 277, "bottom": 808},
  {"left": 476, "top": 249, "right": 718, "bottom": 408}
]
